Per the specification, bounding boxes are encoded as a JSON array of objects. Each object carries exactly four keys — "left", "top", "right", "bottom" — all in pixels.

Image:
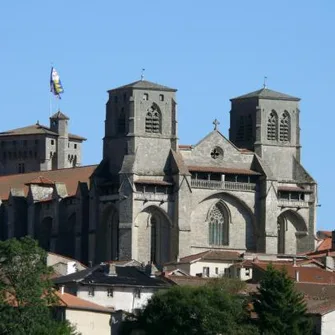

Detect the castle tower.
[
  {"left": 50, "top": 111, "right": 69, "bottom": 169},
  {"left": 229, "top": 88, "right": 301, "bottom": 180}
]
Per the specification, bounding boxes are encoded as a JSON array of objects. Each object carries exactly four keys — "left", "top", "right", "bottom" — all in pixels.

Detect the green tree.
[
  {"left": 0, "top": 236, "right": 78, "bottom": 335},
  {"left": 253, "top": 264, "right": 312, "bottom": 335},
  {"left": 121, "top": 285, "right": 258, "bottom": 335}
]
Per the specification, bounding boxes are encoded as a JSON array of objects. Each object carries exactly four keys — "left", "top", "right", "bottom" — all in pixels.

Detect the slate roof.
[
  {"left": 0, "top": 165, "right": 97, "bottom": 200},
  {"left": 50, "top": 111, "right": 69, "bottom": 120},
  {"left": 0, "top": 123, "right": 86, "bottom": 141},
  {"left": 231, "top": 88, "right": 300, "bottom": 101},
  {"left": 306, "top": 298, "right": 335, "bottom": 316},
  {"left": 53, "top": 264, "right": 171, "bottom": 288},
  {"left": 109, "top": 80, "right": 177, "bottom": 92},
  {"left": 277, "top": 185, "right": 313, "bottom": 193},
  {"left": 135, "top": 179, "right": 173, "bottom": 186}
]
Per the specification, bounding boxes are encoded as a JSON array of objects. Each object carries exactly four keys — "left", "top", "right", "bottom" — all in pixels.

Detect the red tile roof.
[
  {"left": 0, "top": 165, "right": 97, "bottom": 200},
  {"left": 25, "top": 176, "right": 55, "bottom": 185},
  {"left": 254, "top": 262, "right": 335, "bottom": 284},
  {"left": 55, "top": 291, "right": 111, "bottom": 313},
  {"left": 178, "top": 145, "right": 193, "bottom": 150},
  {"left": 178, "top": 250, "right": 241, "bottom": 264},
  {"left": 317, "top": 237, "right": 332, "bottom": 252},
  {"left": 187, "top": 165, "right": 260, "bottom": 176},
  {"left": 165, "top": 275, "right": 211, "bottom": 287}
]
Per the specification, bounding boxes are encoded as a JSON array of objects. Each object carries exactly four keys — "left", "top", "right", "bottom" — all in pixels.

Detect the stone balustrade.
[{"left": 190, "top": 179, "right": 256, "bottom": 192}]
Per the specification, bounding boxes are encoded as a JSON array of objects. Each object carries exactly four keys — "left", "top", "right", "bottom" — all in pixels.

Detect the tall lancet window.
[
  {"left": 208, "top": 202, "right": 229, "bottom": 246},
  {"left": 145, "top": 104, "right": 161, "bottom": 133},
  {"left": 118, "top": 108, "right": 126, "bottom": 134},
  {"left": 267, "top": 110, "right": 278, "bottom": 141},
  {"left": 279, "top": 111, "right": 290, "bottom": 142}
]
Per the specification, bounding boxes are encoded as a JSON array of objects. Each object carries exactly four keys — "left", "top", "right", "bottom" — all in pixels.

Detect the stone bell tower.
[{"left": 229, "top": 87, "right": 301, "bottom": 180}]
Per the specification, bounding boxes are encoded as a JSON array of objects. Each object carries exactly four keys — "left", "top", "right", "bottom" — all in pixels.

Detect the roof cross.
[{"left": 213, "top": 119, "right": 220, "bottom": 131}]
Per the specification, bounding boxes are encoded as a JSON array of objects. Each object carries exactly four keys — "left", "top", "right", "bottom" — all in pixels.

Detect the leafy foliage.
[
  {"left": 121, "top": 284, "right": 258, "bottom": 335},
  {"left": 253, "top": 264, "right": 312, "bottom": 335},
  {"left": 0, "top": 236, "right": 78, "bottom": 335},
  {"left": 206, "top": 276, "right": 246, "bottom": 294}
]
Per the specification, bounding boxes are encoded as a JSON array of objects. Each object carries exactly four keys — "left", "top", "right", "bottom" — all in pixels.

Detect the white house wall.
[
  {"left": 65, "top": 309, "right": 111, "bottom": 335},
  {"left": 321, "top": 311, "right": 335, "bottom": 335},
  {"left": 190, "top": 260, "right": 234, "bottom": 277},
  {"left": 77, "top": 286, "right": 156, "bottom": 312}
]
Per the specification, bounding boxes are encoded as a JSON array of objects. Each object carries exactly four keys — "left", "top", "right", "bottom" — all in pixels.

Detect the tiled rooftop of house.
[
  {"left": 55, "top": 290, "right": 112, "bottom": 313},
  {"left": 174, "top": 250, "right": 242, "bottom": 264},
  {"left": 253, "top": 262, "right": 335, "bottom": 284}
]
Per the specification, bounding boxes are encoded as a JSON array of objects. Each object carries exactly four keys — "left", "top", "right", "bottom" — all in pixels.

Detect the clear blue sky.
[{"left": 0, "top": 1, "right": 334, "bottom": 231}]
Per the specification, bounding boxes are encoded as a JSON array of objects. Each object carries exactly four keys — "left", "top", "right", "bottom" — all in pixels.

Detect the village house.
[{"left": 53, "top": 262, "right": 171, "bottom": 313}]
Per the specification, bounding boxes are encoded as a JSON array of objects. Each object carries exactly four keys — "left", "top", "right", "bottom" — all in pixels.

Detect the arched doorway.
[
  {"left": 149, "top": 210, "right": 170, "bottom": 266},
  {"left": 96, "top": 206, "right": 119, "bottom": 263},
  {"left": 277, "top": 210, "right": 307, "bottom": 254},
  {"left": 38, "top": 217, "right": 53, "bottom": 251}
]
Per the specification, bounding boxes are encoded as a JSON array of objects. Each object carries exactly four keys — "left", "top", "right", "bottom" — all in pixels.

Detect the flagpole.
[{"left": 49, "top": 64, "right": 53, "bottom": 117}]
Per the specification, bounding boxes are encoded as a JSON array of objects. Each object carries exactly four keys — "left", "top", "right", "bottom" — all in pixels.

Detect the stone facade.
[
  {"left": 0, "top": 80, "right": 317, "bottom": 266},
  {"left": 0, "top": 111, "right": 85, "bottom": 175}
]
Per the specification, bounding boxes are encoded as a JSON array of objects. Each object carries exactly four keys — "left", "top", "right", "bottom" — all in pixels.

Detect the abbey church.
[{"left": 0, "top": 79, "right": 317, "bottom": 266}]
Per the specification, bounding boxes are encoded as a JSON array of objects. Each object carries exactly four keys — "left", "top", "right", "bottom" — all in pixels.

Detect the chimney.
[
  {"left": 66, "top": 261, "right": 77, "bottom": 275},
  {"left": 295, "top": 270, "right": 300, "bottom": 282},
  {"left": 332, "top": 230, "right": 335, "bottom": 250},
  {"left": 59, "top": 285, "right": 65, "bottom": 295},
  {"left": 325, "top": 256, "right": 334, "bottom": 271},
  {"left": 293, "top": 257, "right": 297, "bottom": 267},
  {"left": 107, "top": 263, "right": 117, "bottom": 277}
]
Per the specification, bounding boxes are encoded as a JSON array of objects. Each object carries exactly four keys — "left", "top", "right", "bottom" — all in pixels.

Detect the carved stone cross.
[{"left": 213, "top": 119, "right": 220, "bottom": 130}]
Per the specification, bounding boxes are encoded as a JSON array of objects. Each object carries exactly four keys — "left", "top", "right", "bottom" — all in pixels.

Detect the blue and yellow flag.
[{"left": 50, "top": 67, "right": 64, "bottom": 98}]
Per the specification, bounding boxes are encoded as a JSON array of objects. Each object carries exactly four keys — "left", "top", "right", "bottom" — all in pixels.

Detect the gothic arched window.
[
  {"left": 279, "top": 111, "right": 290, "bottom": 142},
  {"left": 267, "top": 110, "right": 278, "bottom": 141},
  {"left": 208, "top": 202, "right": 229, "bottom": 246},
  {"left": 118, "top": 108, "right": 126, "bottom": 134},
  {"left": 145, "top": 104, "right": 161, "bottom": 133}
]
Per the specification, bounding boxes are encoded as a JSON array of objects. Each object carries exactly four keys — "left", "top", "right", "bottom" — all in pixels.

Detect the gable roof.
[
  {"left": 25, "top": 176, "right": 55, "bottom": 186},
  {"left": 0, "top": 123, "right": 86, "bottom": 141},
  {"left": 53, "top": 264, "right": 171, "bottom": 288},
  {"left": 0, "top": 165, "right": 97, "bottom": 200},
  {"left": 109, "top": 79, "right": 177, "bottom": 92},
  {"left": 231, "top": 87, "right": 300, "bottom": 101},
  {"left": 176, "top": 250, "right": 241, "bottom": 264}
]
